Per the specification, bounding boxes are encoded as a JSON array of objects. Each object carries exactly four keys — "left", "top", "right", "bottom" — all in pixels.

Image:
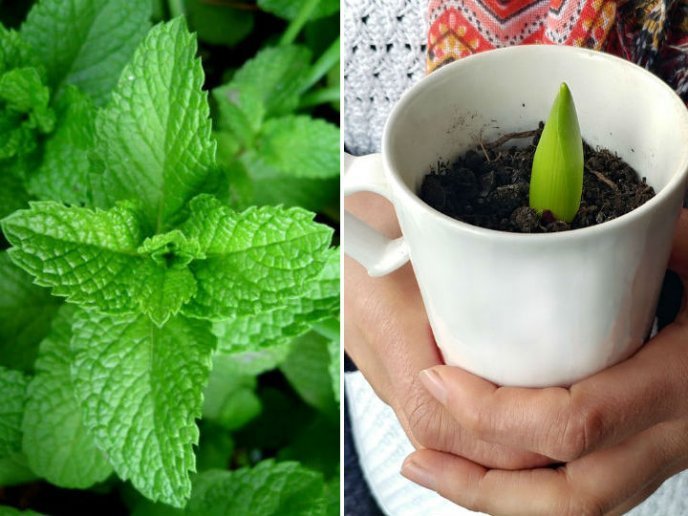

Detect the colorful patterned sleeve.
[{"left": 427, "top": 0, "right": 688, "bottom": 104}]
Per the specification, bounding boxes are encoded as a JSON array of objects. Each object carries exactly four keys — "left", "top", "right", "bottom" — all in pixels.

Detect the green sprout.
[{"left": 529, "top": 82, "right": 584, "bottom": 223}]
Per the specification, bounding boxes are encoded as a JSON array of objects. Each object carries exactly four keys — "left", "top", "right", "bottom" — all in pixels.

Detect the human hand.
[
  {"left": 400, "top": 210, "right": 688, "bottom": 515},
  {"left": 345, "top": 191, "right": 550, "bottom": 470}
]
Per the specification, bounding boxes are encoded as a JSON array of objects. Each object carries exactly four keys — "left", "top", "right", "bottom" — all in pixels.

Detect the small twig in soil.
[
  {"left": 590, "top": 169, "right": 618, "bottom": 191},
  {"left": 479, "top": 140, "right": 492, "bottom": 162},
  {"left": 484, "top": 130, "right": 539, "bottom": 150}
]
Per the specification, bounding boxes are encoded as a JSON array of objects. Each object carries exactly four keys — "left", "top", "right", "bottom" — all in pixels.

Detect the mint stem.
[
  {"left": 167, "top": 0, "right": 185, "bottom": 17},
  {"left": 279, "top": 0, "right": 320, "bottom": 46},
  {"left": 299, "top": 87, "right": 339, "bottom": 108},
  {"left": 300, "top": 37, "right": 340, "bottom": 93}
]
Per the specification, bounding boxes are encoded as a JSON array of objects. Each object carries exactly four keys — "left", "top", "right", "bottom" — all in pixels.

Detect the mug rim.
[{"left": 381, "top": 45, "right": 688, "bottom": 242}]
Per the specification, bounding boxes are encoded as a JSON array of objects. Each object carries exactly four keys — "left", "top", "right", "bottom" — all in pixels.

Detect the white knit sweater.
[
  {"left": 343, "top": 1, "right": 688, "bottom": 514},
  {"left": 343, "top": 0, "right": 426, "bottom": 156}
]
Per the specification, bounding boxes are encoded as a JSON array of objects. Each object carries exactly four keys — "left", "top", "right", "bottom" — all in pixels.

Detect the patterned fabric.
[
  {"left": 614, "top": 0, "right": 688, "bottom": 101},
  {"left": 427, "top": 0, "right": 688, "bottom": 104}
]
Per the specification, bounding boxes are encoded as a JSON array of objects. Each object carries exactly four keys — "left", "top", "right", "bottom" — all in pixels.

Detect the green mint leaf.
[
  {"left": 215, "top": 45, "right": 311, "bottom": 119},
  {"left": 213, "top": 247, "right": 339, "bottom": 353},
  {"left": 0, "top": 68, "right": 52, "bottom": 122},
  {"left": 71, "top": 309, "right": 215, "bottom": 507},
  {"left": 254, "top": 116, "right": 339, "bottom": 179},
  {"left": 134, "top": 231, "right": 202, "bottom": 325},
  {"left": 135, "top": 263, "right": 197, "bottom": 326},
  {"left": 20, "top": 0, "right": 151, "bottom": 105},
  {"left": 213, "top": 134, "right": 256, "bottom": 210},
  {"left": 257, "top": 0, "right": 338, "bottom": 21},
  {"left": 1, "top": 201, "right": 144, "bottom": 314},
  {"left": 0, "top": 252, "right": 61, "bottom": 372},
  {"left": 27, "top": 86, "right": 95, "bottom": 205},
  {"left": 212, "top": 86, "right": 265, "bottom": 146},
  {"left": 184, "top": 460, "right": 326, "bottom": 516},
  {"left": 0, "top": 366, "right": 28, "bottom": 458},
  {"left": 137, "top": 230, "right": 203, "bottom": 268},
  {"left": 214, "top": 130, "right": 241, "bottom": 162},
  {"left": 184, "top": 0, "right": 254, "bottom": 47},
  {"left": 239, "top": 150, "right": 339, "bottom": 212},
  {"left": 0, "top": 67, "right": 55, "bottom": 160},
  {"left": 93, "top": 18, "right": 216, "bottom": 231},
  {"left": 180, "top": 195, "right": 333, "bottom": 320},
  {"left": 0, "top": 453, "right": 37, "bottom": 487},
  {"left": 0, "top": 112, "right": 34, "bottom": 161},
  {"left": 280, "top": 331, "right": 337, "bottom": 414},
  {"left": 22, "top": 306, "right": 113, "bottom": 488},
  {"left": 0, "top": 26, "right": 40, "bottom": 74},
  {"left": 202, "top": 354, "right": 261, "bottom": 431},
  {"left": 211, "top": 345, "right": 292, "bottom": 377}
]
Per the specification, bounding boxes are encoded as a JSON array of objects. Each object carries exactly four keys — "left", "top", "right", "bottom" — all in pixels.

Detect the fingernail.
[
  {"left": 401, "top": 456, "right": 436, "bottom": 491},
  {"left": 419, "top": 368, "right": 447, "bottom": 405}
]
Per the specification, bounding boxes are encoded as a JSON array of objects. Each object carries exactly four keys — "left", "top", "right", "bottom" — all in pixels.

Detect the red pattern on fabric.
[
  {"left": 428, "top": 0, "right": 618, "bottom": 71},
  {"left": 480, "top": 0, "right": 543, "bottom": 20}
]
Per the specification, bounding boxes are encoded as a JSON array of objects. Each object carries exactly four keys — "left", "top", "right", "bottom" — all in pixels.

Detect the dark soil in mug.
[{"left": 418, "top": 124, "right": 656, "bottom": 233}]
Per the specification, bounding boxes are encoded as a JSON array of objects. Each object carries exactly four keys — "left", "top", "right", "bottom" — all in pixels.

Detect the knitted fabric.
[{"left": 343, "top": 0, "right": 427, "bottom": 155}]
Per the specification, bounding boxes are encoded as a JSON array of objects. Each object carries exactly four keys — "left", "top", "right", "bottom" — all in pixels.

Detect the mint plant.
[{"left": 0, "top": 0, "right": 340, "bottom": 513}]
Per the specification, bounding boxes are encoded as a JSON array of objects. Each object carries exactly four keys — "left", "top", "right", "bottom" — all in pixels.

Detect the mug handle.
[{"left": 344, "top": 153, "right": 410, "bottom": 276}]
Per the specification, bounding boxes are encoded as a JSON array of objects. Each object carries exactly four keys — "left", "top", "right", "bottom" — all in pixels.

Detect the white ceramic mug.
[{"left": 344, "top": 46, "right": 688, "bottom": 388}]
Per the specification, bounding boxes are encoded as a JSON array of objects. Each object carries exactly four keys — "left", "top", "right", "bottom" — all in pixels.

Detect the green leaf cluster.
[
  {"left": 0, "top": 0, "right": 151, "bottom": 219},
  {"left": 0, "top": 0, "right": 339, "bottom": 513},
  {"left": 211, "top": 39, "right": 340, "bottom": 216}
]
